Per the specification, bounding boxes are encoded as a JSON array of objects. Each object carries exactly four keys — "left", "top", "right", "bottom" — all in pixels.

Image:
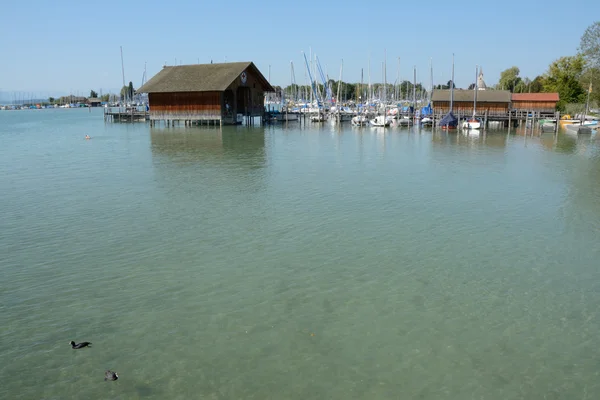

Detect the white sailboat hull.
[
  {"left": 461, "top": 119, "right": 481, "bottom": 130},
  {"left": 369, "top": 116, "right": 390, "bottom": 127}
]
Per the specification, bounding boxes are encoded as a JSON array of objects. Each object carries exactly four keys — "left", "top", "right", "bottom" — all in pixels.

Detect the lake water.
[{"left": 1, "top": 108, "right": 600, "bottom": 399}]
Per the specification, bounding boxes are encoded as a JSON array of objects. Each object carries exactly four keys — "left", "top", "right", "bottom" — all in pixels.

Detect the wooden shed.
[
  {"left": 87, "top": 98, "right": 102, "bottom": 107},
  {"left": 137, "top": 61, "right": 274, "bottom": 125},
  {"left": 511, "top": 93, "right": 559, "bottom": 113},
  {"left": 432, "top": 89, "right": 511, "bottom": 116}
]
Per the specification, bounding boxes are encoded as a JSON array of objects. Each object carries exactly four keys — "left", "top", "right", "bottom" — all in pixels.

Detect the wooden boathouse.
[
  {"left": 511, "top": 93, "right": 559, "bottom": 113},
  {"left": 432, "top": 89, "right": 512, "bottom": 116},
  {"left": 136, "top": 61, "right": 274, "bottom": 126}
]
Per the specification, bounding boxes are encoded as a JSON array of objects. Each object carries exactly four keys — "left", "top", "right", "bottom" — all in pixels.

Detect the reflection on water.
[
  {"left": 150, "top": 125, "right": 266, "bottom": 164},
  {"left": 431, "top": 130, "right": 509, "bottom": 150}
]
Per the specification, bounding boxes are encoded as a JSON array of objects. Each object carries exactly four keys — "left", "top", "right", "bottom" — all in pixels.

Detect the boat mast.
[
  {"left": 584, "top": 80, "right": 592, "bottom": 121},
  {"left": 120, "top": 46, "right": 126, "bottom": 104},
  {"left": 368, "top": 53, "right": 371, "bottom": 104},
  {"left": 473, "top": 65, "right": 478, "bottom": 117},
  {"left": 359, "top": 68, "right": 363, "bottom": 104},
  {"left": 450, "top": 53, "right": 454, "bottom": 112},
  {"left": 429, "top": 58, "right": 433, "bottom": 103},
  {"left": 413, "top": 66, "right": 417, "bottom": 114},
  {"left": 337, "top": 59, "right": 343, "bottom": 120},
  {"left": 396, "top": 57, "right": 400, "bottom": 102},
  {"left": 384, "top": 49, "right": 387, "bottom": 104}
]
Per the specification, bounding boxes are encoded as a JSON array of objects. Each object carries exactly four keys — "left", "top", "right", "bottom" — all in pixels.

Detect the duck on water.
[
  {"left": 105, "top": 370, "right": 118, "bottom": 381},
  {"left": 69, "top": 341, "right": 92, "bottom": 349}
]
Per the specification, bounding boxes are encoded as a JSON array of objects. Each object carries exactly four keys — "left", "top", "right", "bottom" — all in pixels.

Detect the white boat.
[
  {"left": 461, "top": 65, "right": 481, "bottom": 130},
  {"left": 461, "top": 118, "right": 481, "bottom": 130},
  {"left": 276, "top": 112, "right": 299, "bottom": 122},
  {"left": 351, "top": 115, "right": 368, "bottom": 126},
  {"left": 370, "top": 115, "right": 390, "bottom": 127},
  {"left": 398, "top": 116, "right": 413, "bottom": 126},
  {"left": 565, "top": 123, "right": 593, "bottom": 135},
  {"left": 421, "top": 117, "right": 433, "bottom": 126},
  {"left": 310, "top": 113, "right": 326, "bottom": 123}
]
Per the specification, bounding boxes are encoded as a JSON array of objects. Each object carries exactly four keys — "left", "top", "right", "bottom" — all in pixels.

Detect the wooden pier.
[{"left": 104, "top": 107, "right": 149, "bottom": 122}]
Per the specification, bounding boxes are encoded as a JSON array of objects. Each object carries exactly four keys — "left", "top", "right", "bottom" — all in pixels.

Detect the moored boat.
[
  {"left": 370, "top": 115, "right": 390, "bottom": 127},
  {"left": 461, "top": 118, "right": 481, "bottom": 130}
]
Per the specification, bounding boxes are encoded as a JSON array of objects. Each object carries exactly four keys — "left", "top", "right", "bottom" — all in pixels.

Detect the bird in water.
[
  {"left": 104, "top": 370, "right": 118, "bottom": 381},
  {"left": 69, "top": 341, "right": 92, "bottom": 349}
]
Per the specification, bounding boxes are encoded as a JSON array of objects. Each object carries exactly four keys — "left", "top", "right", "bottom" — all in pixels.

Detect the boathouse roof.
[
  {"left": 137, "top": 62, "right": 275, "bottom": 93},
  {"left": 432, "top": 89, "right": 511, "bottom": 103},
  {"left": 511, "top": 93, "right": 559, "bottom": 102}
]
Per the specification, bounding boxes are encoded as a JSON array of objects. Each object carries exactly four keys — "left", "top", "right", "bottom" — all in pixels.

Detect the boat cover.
[
  {"left": 421, "top": 103, "right": 432, "bottom": 115},
  {"left": 439, "top": 111, "right": 458, "bottom": 127}
]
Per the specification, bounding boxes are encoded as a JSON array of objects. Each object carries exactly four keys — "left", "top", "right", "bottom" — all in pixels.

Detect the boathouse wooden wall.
[
  {"left": 224, "top": 72, "right": 267, "bottom": 118},
  {"left": 511, "top": 101, "right": 556, "bottom": 113},
  {"left": 148, "top": 92, "right": 221, "bottom": 121},
  {"left": 433, "top": 101, "right": 509, "bottom": 116}
]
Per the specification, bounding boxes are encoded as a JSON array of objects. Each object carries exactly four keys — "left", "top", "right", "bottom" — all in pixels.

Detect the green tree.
[
  {"left": 89, "top": 90, "right": 98, "bottom": 98},
  {"left": 530, "top": 76, "right": 545, "bottom": 93},
  {"left": 48, "top": 97, "right": 55, "bottom": 104},
  {"left": 498, "top": 66, "right": 521, "bottom": 92},
  {"left": 580, "top": 21, "right": 600, "bottom": 68},
  {"left": 100, "top": 94, "right": 110, "bottom": 102},
  {"left": 433, "top": 80, "right": 454, "bottom": 90},
  {"left": 543, "top": 55, "right": 586, "bottom": 110},
  {"left": 128, "top": 81, "right": 134, "bottom": 100}
]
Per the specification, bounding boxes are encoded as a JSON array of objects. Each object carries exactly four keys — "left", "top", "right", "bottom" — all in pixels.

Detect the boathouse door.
[{"left": 236, "top": 87, "right": 250, "bottom": 116}]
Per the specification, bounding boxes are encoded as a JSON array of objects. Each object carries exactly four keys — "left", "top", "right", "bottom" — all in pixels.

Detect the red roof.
[{"left": 511, "top": 93, "right": 559, "bottom": 102}]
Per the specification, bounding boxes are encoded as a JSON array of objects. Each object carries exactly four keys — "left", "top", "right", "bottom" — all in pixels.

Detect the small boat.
[
  {"left": 461, "top": 65, "right": 481, "bottom": 130},
  {"left": 439, "top": 111, "right": 458, "bottom": 130},
  {"left": 421, "top": 117, "right": 433, "bottom": 127},
  {"left": 440, "top": 55, "right": 458, "bottom": 130},
  {"left": 370, "top": 115, "right": 390, "bottom": 127},
  {"left": 351, "top": 114, "right": 368, "bottom": 126},
  {"left": 398, "top": 116, "right": 413, "bottom": 126},
  {"left": 276, "top": 112, "right": 299, "bottom": 122},
  {"left": 310, "top": 113, "right": 326, "bottom": 123},
  {"left": 565, "top": 123, "right": 593, "bottom": 135},
  {"left": 461, "top": 118, "right": 481, "bottom": 130}
]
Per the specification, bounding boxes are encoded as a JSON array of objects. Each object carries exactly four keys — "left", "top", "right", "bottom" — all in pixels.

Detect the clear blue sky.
[{"left": 0, "top": 0, "right": 598, "bottom": 98}]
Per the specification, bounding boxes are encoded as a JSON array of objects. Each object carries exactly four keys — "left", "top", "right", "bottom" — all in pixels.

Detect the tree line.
[
  {"left": 47, "top": 81, "right": 137, "bottom": 105},
  {"left": 276, "top": 79, "right": 429, "bottom": 103},
  {"left": 491, "top": 21, "right": 599, "bottom": 111}
]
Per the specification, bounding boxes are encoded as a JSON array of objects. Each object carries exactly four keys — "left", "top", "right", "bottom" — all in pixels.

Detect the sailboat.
[
  {"left": 277, "top": 62, "right": 299, "bottom": 122},
  {"left": 461, "top": 65, "right": 482, "bottom": 130},
  {"left": 370, "top": 115, "right": 390, "bottom": 127},
  {"left": 440, "top": 54, "right": 458, "bottom": 130},
  {"left": 302, "top": 51, "right": 326, "bottom": 123},
  {"left": 565, "top": 81, "right": 596, "bottom": 134},
  {"left": 420, "top": 58, "right": 434, "bottom": 127},
  {"left": 352, "top": 68, "right": 368, "bottom": 126}
]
